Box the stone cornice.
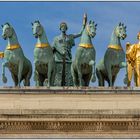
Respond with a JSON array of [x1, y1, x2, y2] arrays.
[[0, 88, 139, 138]]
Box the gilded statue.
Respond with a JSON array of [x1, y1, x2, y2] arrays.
[[126, 32, 140, 86]]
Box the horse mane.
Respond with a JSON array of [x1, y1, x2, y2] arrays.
[[4, 22, 10, 27], [118, 22, 127, 29], [34, 20, 40, 24], [88, 20, 97, 30]]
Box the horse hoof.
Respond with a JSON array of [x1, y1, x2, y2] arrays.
[[18, 85, 21, 88], [47, 83, 50, 88], [91, 76, 96, 83], [123, 77, 128, 85]]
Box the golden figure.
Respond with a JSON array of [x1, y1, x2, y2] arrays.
[[0, 52, 4, 58], [126, 32, 140, 86]]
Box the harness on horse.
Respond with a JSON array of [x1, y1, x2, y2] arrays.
[[108, 44, 123, 50], [6, 44, 20, 50], [35, 43, 50, 48]]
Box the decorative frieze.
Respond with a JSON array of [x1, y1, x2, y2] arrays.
[[0, 88, 139, 138], [0, 120, 140, 132]]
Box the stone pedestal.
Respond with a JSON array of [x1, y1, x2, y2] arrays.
[[0, 87, 140, 138]]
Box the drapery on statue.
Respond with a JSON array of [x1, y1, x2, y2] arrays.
[[71, 16, 97, 86], [32, 21, 55, 87], [96, 23, 127, 87], [1, 23, 32, 87], [126, 32, 140, 86], [52, 13, 87, 86]]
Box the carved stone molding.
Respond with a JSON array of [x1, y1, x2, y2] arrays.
[[0, 87, 139, 138], [0, 120, 139, 132]]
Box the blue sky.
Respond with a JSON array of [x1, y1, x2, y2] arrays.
[[0, 2, 139, 87]]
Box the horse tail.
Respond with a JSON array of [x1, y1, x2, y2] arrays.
[[89, 60, 95, 66]]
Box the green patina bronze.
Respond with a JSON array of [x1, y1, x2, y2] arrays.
[[71, 18, 97, 86], [52, 14, 86, 86], [96, 23, 127, 87], [32, 21, 55, 87], [1, 23, 32, 87]]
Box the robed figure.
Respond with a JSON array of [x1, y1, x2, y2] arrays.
[[52, 14, 87, 86]]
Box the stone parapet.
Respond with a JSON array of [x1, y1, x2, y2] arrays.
[[0, 87, 139, 138]]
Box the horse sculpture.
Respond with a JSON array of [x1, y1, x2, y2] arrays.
[[71, 20, 97, 86], [96, 23, 127, 87], [1, 23, 32, 86], [32, 20, 55, 87]]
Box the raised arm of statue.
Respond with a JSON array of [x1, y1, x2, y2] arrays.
[[73, 13, 87, 39]]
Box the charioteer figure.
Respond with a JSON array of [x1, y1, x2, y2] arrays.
[[52, 13, 87, 86]]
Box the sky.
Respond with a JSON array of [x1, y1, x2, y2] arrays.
[[0, 1, 139, 87]]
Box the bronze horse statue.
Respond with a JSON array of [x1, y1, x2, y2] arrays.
[[96, 23, 127, 87], [71, 20, 97, 86]]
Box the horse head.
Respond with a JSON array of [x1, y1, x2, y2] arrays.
[[86, 20, 97, 38], [31, 20, 43, 38], [115, 22, 127, 40], [1, 23, 14, 40]]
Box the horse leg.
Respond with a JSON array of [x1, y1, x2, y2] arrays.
[[23, 78, 30, 86], [100, 78, 105, 86], [18, 60, 24, 87], [47, 61, 53, 87], [71, 63, 78, 86], [34, 70, 41, 86], [96, 68, 104, 86], [39, 74, 44, 86], [77, 65, 83, 87], [112, 67, 120, 86], [89, 60, 96, 83], [2, 61, 8, 83], [11, 73, 18, 86], [106, 64, 112, 87], [84, 73, 92, 86], [34, 61, 40, 86], [112, 75, 116, 86], [24, 61, 32, 86]]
